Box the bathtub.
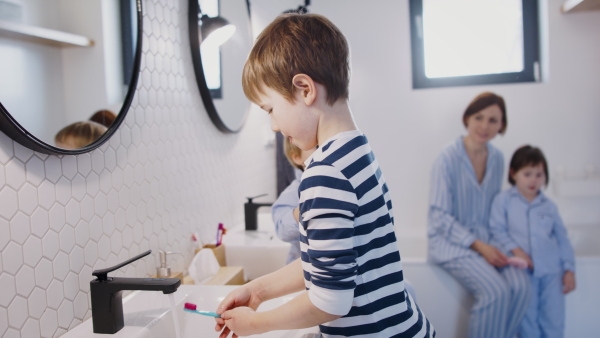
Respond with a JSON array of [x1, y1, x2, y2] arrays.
[[397, 223, 600, 338]]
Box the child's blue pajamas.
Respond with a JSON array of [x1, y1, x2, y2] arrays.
[[490, 187, 575, 338]]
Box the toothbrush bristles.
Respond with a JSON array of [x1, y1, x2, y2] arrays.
[[184, 302, 197, 311]]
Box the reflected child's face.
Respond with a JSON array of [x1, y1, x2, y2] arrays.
[[511, 163, 546, 201]]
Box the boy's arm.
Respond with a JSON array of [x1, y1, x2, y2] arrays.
[[488, 193, 520, 253], [429, 156, 476, 247], [552, 206, 576, 273]]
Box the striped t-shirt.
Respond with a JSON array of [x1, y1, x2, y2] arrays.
[[298, 130, 434, 337]]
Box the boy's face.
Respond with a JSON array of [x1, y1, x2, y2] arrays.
[[257, 86, 319, 151], [512, 163, 546, 200]]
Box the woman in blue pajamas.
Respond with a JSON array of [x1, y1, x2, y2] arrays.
[[428, 92, 531, 338]]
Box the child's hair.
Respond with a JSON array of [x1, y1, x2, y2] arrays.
[[89, 109, 117, 128], [55, 121, 107, 148], [242, 13, 350, 106], [508, 145, 549, 185], [284, 136, 304, 171], [463, 92, 508, 134]]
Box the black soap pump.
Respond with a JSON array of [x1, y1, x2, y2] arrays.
[[244, 194, 272, 230]]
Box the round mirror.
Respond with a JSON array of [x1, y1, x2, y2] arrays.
[[188, 0, 253, 133], [0, 0, 143, 155]]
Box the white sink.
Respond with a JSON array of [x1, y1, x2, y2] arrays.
[[64, 285, 319, 337], [222, 210, 291, 281]]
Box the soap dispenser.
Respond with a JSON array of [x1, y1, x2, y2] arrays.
[[156, 250, 183, 281]]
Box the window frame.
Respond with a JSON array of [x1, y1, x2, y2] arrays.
[[409, 0, 540, 89]]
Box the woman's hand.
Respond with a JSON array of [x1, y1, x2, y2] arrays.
[[471, 240, 508, 267], [563, 271, 576, 294], [215, 285, 264, 337], [511, 247, 534, 270]]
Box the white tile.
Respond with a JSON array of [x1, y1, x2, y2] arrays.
[[123, 165, 135, 187], [91, 150, 105, 174], [0, 307, 7, 337], [80, 195, 94, 222], [60, 156, 77, 180], [84, 241, 98, 267], [16, 265, 35, 297], [76, 152, 92, 176], [13, 142, 34, 162], [94, 192, 108, 217], [103, 212, 115, 236], [3, 328, 19, 338], [107, 190, 119, 213], [46, 280, 64, 310], [59, 226, 75, 254], [0, 166, 5, 187], [104, 146, 117, 171], [110, 230, 123, 254], [78, 265, 92, 292], [57, 299, 74, 329], [27, 287, 47, 319], [130, 183, 141, 205], [0, 274, 15, 307], [55, 327, 68, 337], [98, 235, 111, 260], [69, 246, 85, 272], [25, 156, 45, 187], [5, 158, 26, 190], [48, 204, 66, 233], [116, 146, 128, 170], [21, 318, 41, 338], [115, 207, 127, 232], [2, 241, 23, 275], [63, 272, 79, 301], [0, 132, 14, 164], [23, 235, 43, 267], [37, 180, 56, 210], [122, 225, 133, 248], [0, 218, 9, 250], [126, 205, 137, 225], [34, 258, 53, 289], [111, 167, 124, 190], [99, 170, 112, 194], [70, 174, 86, 202], [7, 295, 28, 329], [73, 292, 88, 320], [40, 309, 58, 338], [89, 216, 103, 242], [43, 156, 62, 184], [85, 172, 100, 198], [54, 177, 72, 206], [52, 252, 69, 281], [74, 220, 90, 247], [65, 200, 81, 227], [0, 187, 18, 219], [9, 211, 31, 244], [42, 231, 60, 260], [17, 183, 38, 215]]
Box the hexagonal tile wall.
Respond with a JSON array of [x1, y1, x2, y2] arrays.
[[0, 0, 276, 336]]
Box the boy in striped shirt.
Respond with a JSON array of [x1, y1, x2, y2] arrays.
[[215, 13, 434, 338]]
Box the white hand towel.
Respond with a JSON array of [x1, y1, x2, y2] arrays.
[[188, 249, 220, 284]]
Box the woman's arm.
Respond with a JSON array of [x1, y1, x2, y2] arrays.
[[272, 180, 302, 243], [488, 193, 520, 253]]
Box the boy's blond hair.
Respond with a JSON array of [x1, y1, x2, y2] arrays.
[[55, 121, 107, 148], [283, 136, 304, 171], [242, 13, 350, 106]]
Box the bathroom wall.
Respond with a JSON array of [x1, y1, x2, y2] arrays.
[[0, 0, 276, 336]]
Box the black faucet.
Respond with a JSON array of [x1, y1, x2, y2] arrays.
[[244, 194, 272, 230], [90, 250, 181, 334]]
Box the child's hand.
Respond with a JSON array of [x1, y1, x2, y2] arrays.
[[215, 285, 263, 336], [219, 307, 261, 338], [511, 247, 534, 270], [563, 271, 576, 294]]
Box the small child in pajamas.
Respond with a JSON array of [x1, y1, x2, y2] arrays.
[[490, 145, 576, 338]]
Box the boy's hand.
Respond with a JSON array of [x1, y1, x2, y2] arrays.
[[219, 307, 261, 338], [471, 240, 508, 267], [563, 271, 576, 294], [215, 286, 263, 336], [511, 247, 534, 270]]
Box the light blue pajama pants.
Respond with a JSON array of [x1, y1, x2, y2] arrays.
[[441, 255, 531, 338], [519, 273, 565, 338]]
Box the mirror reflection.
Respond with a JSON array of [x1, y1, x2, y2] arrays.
[[0, 0, 139, 150], [190, 0, 253, 133]]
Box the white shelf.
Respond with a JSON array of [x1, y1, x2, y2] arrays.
[[0, 19, 93, 47], [562, 0, 600, 13]]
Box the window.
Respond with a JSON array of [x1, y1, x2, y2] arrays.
[[409, 0, 540, 89]]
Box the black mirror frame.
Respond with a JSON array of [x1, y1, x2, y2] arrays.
[[188, 0, 250, 134], [0, 0, 144, 155]]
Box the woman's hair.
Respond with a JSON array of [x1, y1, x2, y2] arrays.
[[284, 136, 304, 171], [508, 145, 549, 185], [89, 109, 117, 128], [55, 121, 108, 149], [463, 92, 507, 134], [242, 13, 350, 106]]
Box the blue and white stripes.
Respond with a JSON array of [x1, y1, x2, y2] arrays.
[[427, 136, 504, 263], [299, 130, 434, 337]]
